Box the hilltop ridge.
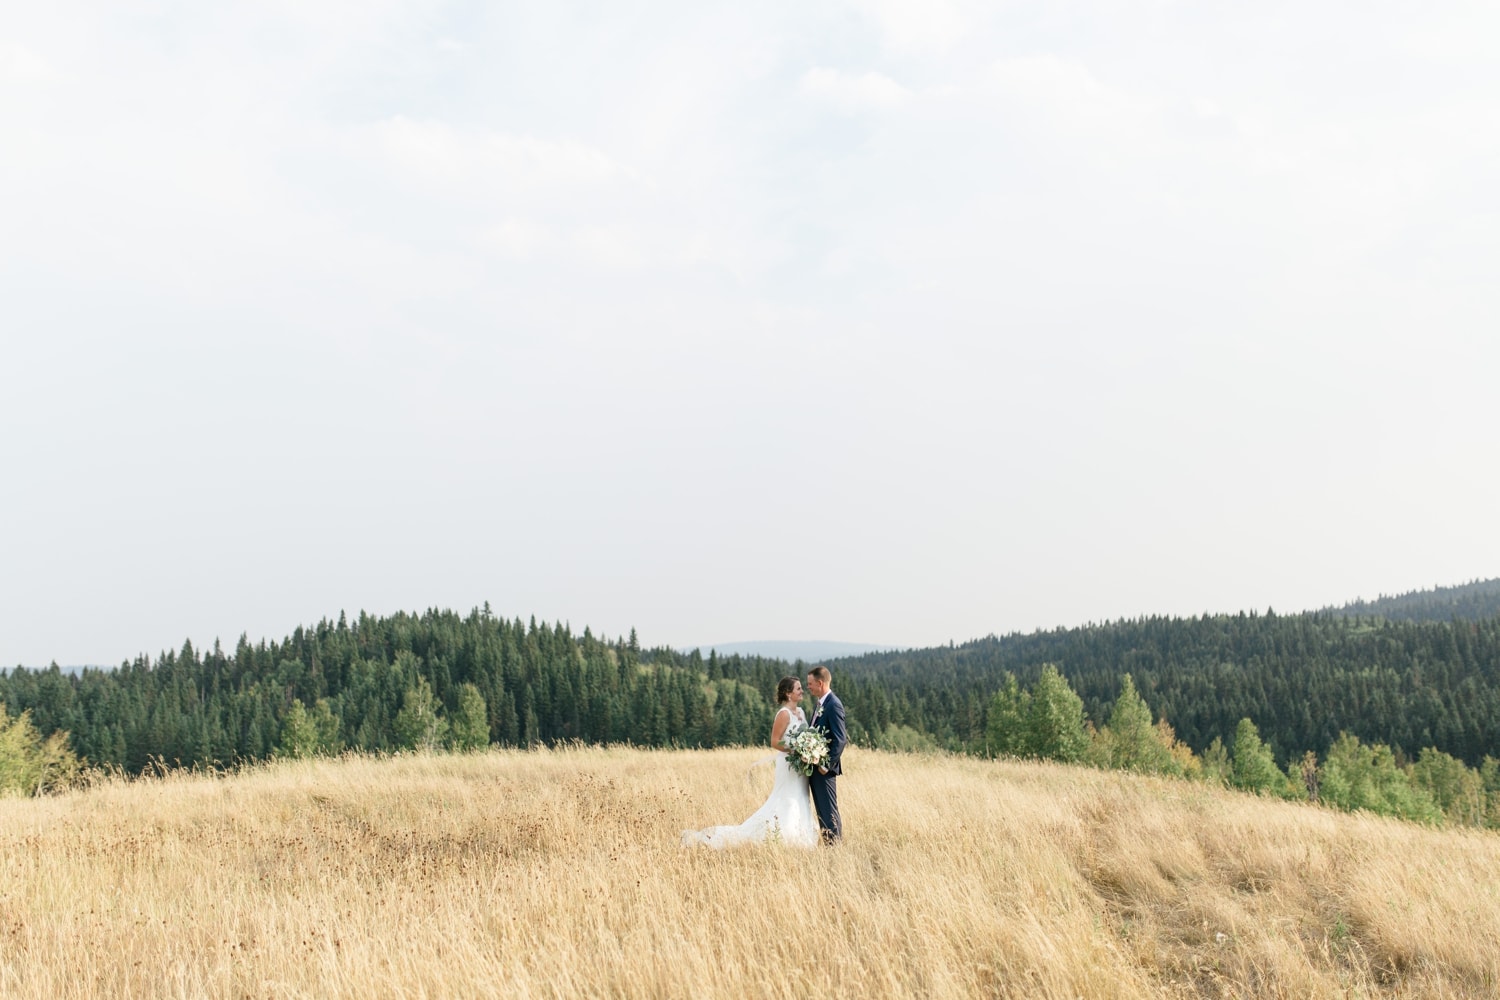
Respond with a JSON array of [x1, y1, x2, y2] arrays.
[[684, 639, 904, 661], [1321, 577, 1500, 623]]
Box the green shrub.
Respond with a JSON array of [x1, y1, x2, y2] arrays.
[[0, 703, 82, 796], [1025, 665, 1090, 763], [448, 684, 490, 751], [1229, 719, 1296, 798], [880, 723, 940, 753], [1320, 733, 1442, 823], [1093, 674, 1181, 776]]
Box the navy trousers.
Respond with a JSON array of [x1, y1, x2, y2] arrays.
[[810, 771, 841, 844]]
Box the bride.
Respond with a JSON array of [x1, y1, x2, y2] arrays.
[[681, 677, 819, 849]]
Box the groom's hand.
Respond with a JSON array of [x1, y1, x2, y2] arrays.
[[817, 766, 828, 775]]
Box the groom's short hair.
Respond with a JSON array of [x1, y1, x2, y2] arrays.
[[808, 665, 831, 684]]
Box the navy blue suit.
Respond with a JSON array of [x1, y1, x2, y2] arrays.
[[809, 691, 847, 843]]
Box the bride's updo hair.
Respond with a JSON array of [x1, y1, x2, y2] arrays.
[[775, 676, 799, 705]]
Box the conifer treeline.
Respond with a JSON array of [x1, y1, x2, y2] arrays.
[[6, 605, 1500, 785], [1321, 577, 1500, 624], [815, 611, 1500, 765], [0, 607, 787, 773]]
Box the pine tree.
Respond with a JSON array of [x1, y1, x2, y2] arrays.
[[521, 686, 539, 747], [498, 690, 519, 746]]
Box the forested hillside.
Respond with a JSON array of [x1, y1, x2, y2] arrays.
[[1321, 577, 1500, 623], [7, 602, 1500, 782], [798, 611, 1500, 765], [0, 608, 786, 773]]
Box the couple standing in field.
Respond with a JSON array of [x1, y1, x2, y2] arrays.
[[681, 665, 848, 849]]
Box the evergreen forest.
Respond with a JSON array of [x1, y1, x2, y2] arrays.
[[5, 585, 1500, 825], [1319, 577, 1500, 623], [1, 608, 793, 774], [805, 609, 1500, 765]]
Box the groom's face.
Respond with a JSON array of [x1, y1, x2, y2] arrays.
[[806, 674, 826, 699]]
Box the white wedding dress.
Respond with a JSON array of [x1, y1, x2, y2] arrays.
[[681, 707, 819, 849]]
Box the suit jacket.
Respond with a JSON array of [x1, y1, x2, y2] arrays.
[[812, 691, 848, 777]]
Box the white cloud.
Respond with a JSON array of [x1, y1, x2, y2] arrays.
[[481, 219, 556, 259], [0, 41, 59, 82], [573, 226, 646, 270], [1191, 97, 1222, 119], [363, 117, 626, 192], [799, 67, 913, 113], [479, 220, 645, 270], [847, 0, 967, 55], [983, 54, 1152, 138]]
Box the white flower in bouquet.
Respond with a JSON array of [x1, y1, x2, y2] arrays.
[[785, 727, 830, 776]]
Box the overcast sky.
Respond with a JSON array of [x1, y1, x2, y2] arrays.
[[4, 1, 1499, 666]]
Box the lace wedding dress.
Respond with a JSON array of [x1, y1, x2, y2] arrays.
[[681, 707, 819, 849]]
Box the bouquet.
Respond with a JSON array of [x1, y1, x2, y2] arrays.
[[785, 726, 831, 777]]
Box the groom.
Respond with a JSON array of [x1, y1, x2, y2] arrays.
[[805, 666, 847, 845]]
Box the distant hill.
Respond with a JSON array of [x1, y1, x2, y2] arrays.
[[1322, 577, 1500, 623], [718, 587, 1500, 766], [686, 640, 904, 662]]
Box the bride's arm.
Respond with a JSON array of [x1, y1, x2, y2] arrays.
[[770, 708, 792, 751]]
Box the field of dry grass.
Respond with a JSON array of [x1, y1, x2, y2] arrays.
[[2, 745, 1499, 999]]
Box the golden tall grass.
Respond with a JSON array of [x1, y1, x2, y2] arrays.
[[2, 745, 1498, 999]]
